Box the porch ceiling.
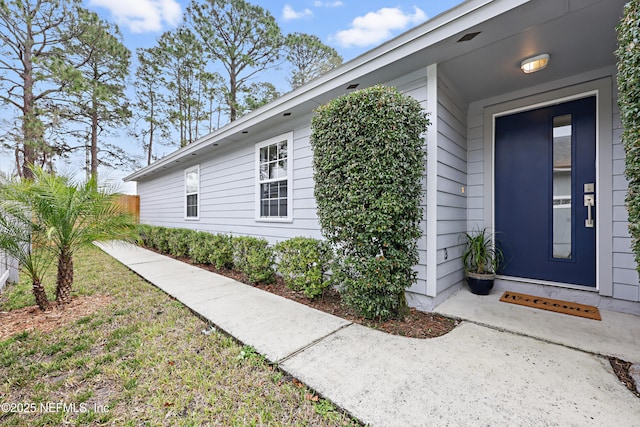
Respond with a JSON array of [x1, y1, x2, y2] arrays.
[[436, 0, 626, 103]]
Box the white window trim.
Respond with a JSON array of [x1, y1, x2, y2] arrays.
[[184, 165, 200, 220], [255, 132, 293, 222]]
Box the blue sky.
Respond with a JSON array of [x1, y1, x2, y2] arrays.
[[84, 1, 464, 65], [81, 0, 464, 124]]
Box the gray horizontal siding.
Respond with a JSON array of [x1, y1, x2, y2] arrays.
[[390, 72, 429, 296], [138, 169, 184, 224], [466, 106, 484, 232], [435, 75, 467, 294], [611, 88, 640, 301], [138, 120, 322, 243]]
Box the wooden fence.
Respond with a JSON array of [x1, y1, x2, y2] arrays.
[[116, 194, 140, 223]]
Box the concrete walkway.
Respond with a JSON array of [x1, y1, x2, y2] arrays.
[[97, 242, 640, 427]]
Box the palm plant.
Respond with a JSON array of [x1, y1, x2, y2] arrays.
[[462, 228, 503, 275], [27, 168, 137, 304], [0, 178, 55, 310]]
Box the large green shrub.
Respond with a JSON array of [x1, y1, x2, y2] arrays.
[[207, 234, 234, 269], [137, 224, 154, 247], [150, 226, 171, 254], [274, 237, 333, 299], [166, 228, 197, 258], [189, 231, 213, 264], [233, 236, 275, 284], [310, 85, 429, 320], [190, 232, 234, 268], [617, 1, 640, 273]]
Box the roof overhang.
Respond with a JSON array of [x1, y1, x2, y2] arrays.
[[126, 0, 624, 182], [438, 0, 626, 102]]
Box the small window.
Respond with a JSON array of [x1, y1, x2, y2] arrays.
[[255, 133, 292, 221], [185, 165, 199, 219]]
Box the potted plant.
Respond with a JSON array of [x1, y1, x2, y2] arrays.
[[462, 228, 503, 295]]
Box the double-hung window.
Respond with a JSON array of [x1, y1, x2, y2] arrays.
[[256, 133, 292, 221], [185, 165, 199, 219]]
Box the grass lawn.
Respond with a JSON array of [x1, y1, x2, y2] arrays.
[[0, 245, 358, 426]]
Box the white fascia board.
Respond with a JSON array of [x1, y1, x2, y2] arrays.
[[125, 0, 530, 183]]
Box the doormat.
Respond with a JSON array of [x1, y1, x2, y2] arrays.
[[499, 291, 601, 321]]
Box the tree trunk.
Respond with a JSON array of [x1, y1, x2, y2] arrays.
[[55, 249, 74, 304], [147, 100, 154, 166], [229, 78, 237, 122], [90, 92, 99, 179], [22, 77, 36, 180], [229, 60, 237, 122], [21, 19, 37, 180], [32, 278, 50, 311], [396, 292, 409, 321], [90, 111, 98, 179], [147, 129, 153, 166]]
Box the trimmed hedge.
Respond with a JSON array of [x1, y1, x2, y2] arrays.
[[136, 225, 276, 285], [190, 232, 234, 269], [617, 1, 640, 273], [232, 236, 275, 285], [167, 228, 197, 258], [137, 224, 154, 247], [310, 85, 429, 320], [151, 227, 171, 254], [274, 237, 333, 298], [189, 231, 214, 264]]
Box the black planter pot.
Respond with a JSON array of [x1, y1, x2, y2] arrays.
[[465, 272, 495, 295]]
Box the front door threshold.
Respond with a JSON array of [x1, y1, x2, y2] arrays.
[[495, 275, 598, 293]]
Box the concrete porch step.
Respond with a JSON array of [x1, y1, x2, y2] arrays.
[[435, 288, 640, 362]]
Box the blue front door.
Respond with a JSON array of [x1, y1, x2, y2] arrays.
[[495, 96, 596, 287]]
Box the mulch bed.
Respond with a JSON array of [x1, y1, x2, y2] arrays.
[[609, 357, 640, 398], [163, 251, 459, 338], [189, 260, 459, 339], [255, 281, 459, 339], [0, 295, 113, 341]]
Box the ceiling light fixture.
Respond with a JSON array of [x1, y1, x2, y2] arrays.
[[520, 54, 550, 74]]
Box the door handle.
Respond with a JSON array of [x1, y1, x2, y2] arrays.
[[584, 194, 595, 228]]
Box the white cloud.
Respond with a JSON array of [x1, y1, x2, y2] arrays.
[[282, 5, 313, 21], [88, 0, 182, 33], [332, 6, 427, 48], [313, 1, 344, 7]]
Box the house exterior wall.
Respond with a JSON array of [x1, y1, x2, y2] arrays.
[[434, 74, 468, 296], [138, 116, 324, 242], [135, 62, 640, 314], [406, 66, 470, 311], [465, 67, 639, 313], [612, 92, 640, 302], [137, 71, 435, 301]]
